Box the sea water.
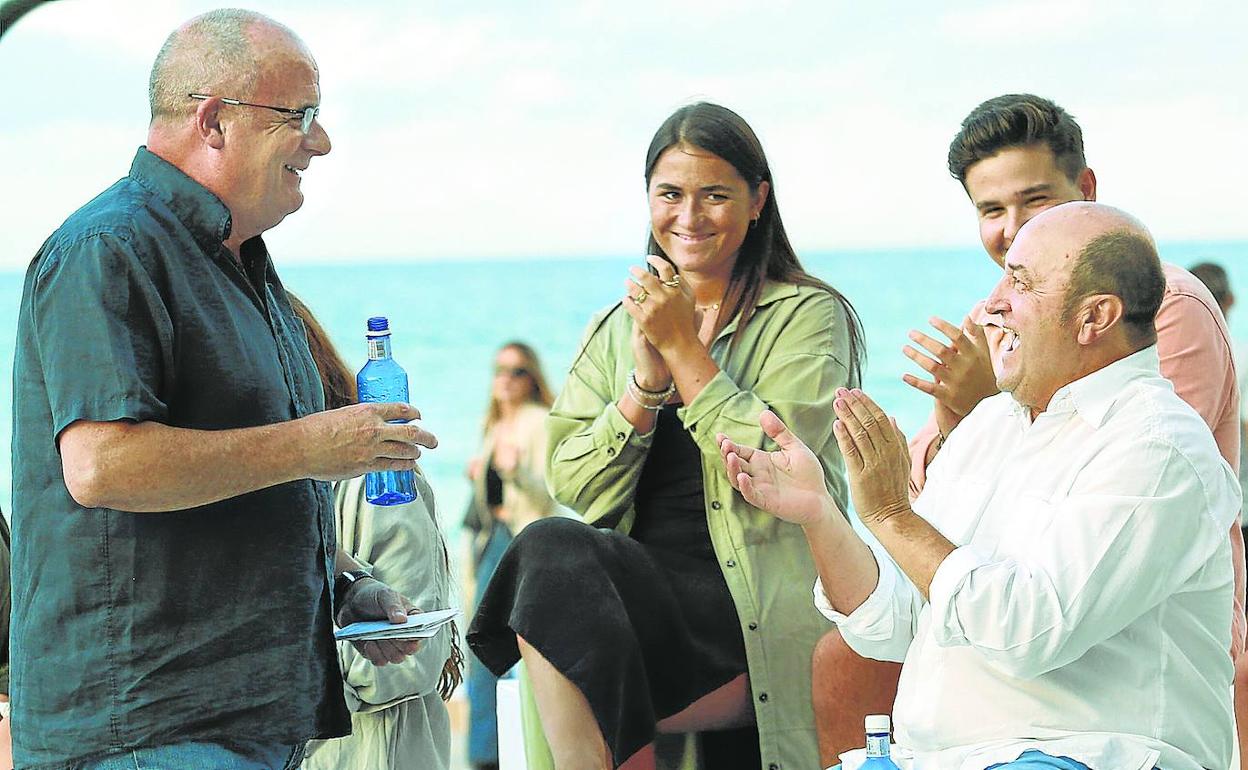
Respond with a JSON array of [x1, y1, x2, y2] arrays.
[[2, 244, 1245, 553]]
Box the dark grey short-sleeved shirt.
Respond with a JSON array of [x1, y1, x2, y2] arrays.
[[10, 148, 348, 768]]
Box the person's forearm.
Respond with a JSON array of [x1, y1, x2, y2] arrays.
[[865, 509, 957, 599], [336, 549, 365, 573], [802, 497, 881, 615], [662, 337, 720, 407], [60, 419, 313, 512], [616, 393, 658, 434]]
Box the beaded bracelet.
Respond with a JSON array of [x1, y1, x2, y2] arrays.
[[627, 368, 675, 410], [626, 380, 665, 411]]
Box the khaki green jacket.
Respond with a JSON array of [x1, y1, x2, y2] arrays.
[[547, 280, 854, 770], [303, 471, 454, 770]]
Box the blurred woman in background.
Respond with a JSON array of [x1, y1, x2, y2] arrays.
[[463, 341, 557, 770]]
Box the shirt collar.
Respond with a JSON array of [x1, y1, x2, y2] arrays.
[[717, 280, 801, 339], [1037, 345, 1162, 428], [129, 147, 233, 245], [755, 279, 801, 307]]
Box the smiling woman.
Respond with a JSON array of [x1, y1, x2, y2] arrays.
[[467, 102, 865, 770], [646, 142, 763, 289]]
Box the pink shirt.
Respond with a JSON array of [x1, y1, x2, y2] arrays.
[[909, 262, 1241, 497]]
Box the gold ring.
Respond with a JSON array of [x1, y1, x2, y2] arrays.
[[660, 276, 682, 288], [631, 289, 649, 305]]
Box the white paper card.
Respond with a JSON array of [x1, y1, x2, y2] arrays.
[[334, 608, 459, 641]]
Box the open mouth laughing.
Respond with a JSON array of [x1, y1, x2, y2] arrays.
[[1002, 326, 1021, 353]]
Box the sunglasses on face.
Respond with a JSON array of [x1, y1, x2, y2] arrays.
[[495, 366, 531, 378]]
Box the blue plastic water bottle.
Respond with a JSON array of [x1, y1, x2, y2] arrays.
[[357, 316, 417, 505], [863, 714, 902, 769]]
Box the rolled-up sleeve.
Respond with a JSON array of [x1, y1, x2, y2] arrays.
[[815, 538, 923, 663]]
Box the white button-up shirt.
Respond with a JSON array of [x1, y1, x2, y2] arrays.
[[818, 346, 1239, 770]]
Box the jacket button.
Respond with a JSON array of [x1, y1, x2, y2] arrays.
[[748, 622, 758, 631], [726, 559, 736, 568], [710, 500, 722, 510], [606, 447, 616, 456], [769, 764, 780, 770], [758, 692, 768, 703], [616, 432, 625, 441]]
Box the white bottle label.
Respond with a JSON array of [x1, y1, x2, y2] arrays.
[[866, 733, 890, 758]]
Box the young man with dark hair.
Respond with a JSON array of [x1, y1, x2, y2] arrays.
[[807, 94, 1246, 766], [904, 95, 1241, 624]]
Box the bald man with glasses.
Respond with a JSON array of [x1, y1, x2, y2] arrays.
[[10, 10, 433, 769]]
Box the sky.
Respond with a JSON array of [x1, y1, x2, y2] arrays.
[[1, 0, 1246, 268]]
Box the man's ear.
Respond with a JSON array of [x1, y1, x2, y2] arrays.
[[1078, 167, 1097, 202], [1076, 294, 1123, 345], [193, 97, 227, 150]]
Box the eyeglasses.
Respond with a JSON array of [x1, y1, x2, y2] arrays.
[[494, 366, 531, 378], [188, 93, 320, 134]]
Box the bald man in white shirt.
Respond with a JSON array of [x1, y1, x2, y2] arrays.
[[719, 202, 1239, 770]]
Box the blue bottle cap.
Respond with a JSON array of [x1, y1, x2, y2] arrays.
[[366, 316, 390, 332]]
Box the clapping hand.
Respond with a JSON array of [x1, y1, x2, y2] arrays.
[[717, 410, 839, 527], [622, 255, 699, 362], [338, 578, 423, 666], [901, 315, 998, 438], [831, 388, 912, 526]]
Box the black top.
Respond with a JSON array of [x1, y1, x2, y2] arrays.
[[10, 148, 347, 766], [465, 402, 750, 766], [485, 462, 504, 508], [629, 405, 715, 560]]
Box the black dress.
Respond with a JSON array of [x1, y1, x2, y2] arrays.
[[466, 406, 759, 767]]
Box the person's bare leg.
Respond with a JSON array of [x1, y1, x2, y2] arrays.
[[617, 744, 656, 770], [812, 629, 903, 767], [519, 634, 612, 770]]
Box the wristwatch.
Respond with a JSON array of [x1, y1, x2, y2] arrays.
[[333, 569, 373, 609]]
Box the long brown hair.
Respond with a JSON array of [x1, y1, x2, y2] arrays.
[[290, 294, 357, 410], [288, 293, 464, 700], [643, 102, 864, 384], [483, 340, 555, 434]]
